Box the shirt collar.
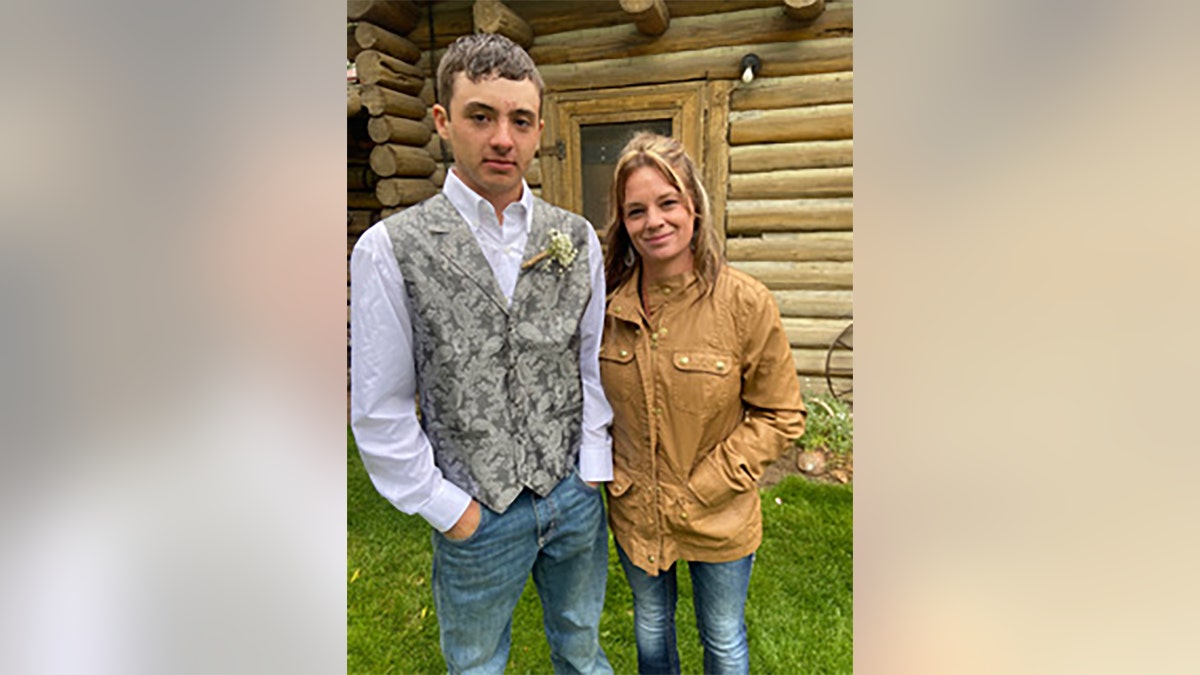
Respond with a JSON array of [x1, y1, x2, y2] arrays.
[[442, 168, 532, 234]]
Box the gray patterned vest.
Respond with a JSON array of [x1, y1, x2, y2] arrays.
[[384, 194, 592, 513]]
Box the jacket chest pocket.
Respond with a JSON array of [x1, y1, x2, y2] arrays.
[[668, 350, 739, 415], [599, 342, 639, 403]]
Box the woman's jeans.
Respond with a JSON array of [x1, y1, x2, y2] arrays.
[[431, 471, 612, 675], [616, 542, 755, 675]]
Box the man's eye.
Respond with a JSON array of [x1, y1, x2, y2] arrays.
[[514, 119, 531, 128], [471, 113, 488, 123]]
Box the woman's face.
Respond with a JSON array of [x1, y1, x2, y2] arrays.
[[621, 166, 695, 278]]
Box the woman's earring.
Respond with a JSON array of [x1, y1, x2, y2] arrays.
[[624, 247, 636, 267]]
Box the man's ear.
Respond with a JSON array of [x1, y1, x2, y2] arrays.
[[432, 104, 450, 139]]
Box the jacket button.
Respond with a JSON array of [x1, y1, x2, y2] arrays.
[[653, 408, 663, 416], [715, 361, 726, 370], [679, 356, 689, 365], [680, 512, 688, 520], [648, 555, 656, 563], [659, 327, 668, 335], [620, 349, 629, 357]]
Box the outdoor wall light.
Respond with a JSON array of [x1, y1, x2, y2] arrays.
[[740, 53, 762, 84]]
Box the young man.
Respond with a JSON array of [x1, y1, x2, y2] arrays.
[[349, 34, 614, 674]]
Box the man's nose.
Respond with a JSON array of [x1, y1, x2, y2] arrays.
[[491, 121, 514, 150]]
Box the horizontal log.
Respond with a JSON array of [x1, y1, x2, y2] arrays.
[[729, 260, 852, 290], [474, 0, 534, 49], [620, 0, 670, 37], [727, 198, 852, 233], [346, 0, 420, 36], [380, 206, 404, 219], [731, 71, 853, 111], [729, 167, 853, 199], [376, 178, 439, 207], [730, 103, 853, 144], [781, 317, 852, 349], [530, 3, 850, 66], [539, 37, 852, 92], [347, 84, 362, 117], [420, 74, 435, 105], [348, 190, 384, 210], [730, 139, 852, 173], [411, 0, 790, 49], [725, 232, 852, 262], [431, 166, 446, 188], [354, 21, 421, 63], [370, 143, 437, 177], [785, 0, 826, 22], [425, 134, 448, 162], [347, 209, 378, 237], [348, 24, 363, 62], [359, 84, 427, 120], [793, 346, 851, 377], [348, 164, 381, 191], [367, 115, 433, 146], [797, 373, 852, 399], [772, 290, 853, 318], [354, 50, 425, 95]]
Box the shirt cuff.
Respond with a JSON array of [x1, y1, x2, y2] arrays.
[[417, 478, 474, 532], [577, 441, 613, 482]]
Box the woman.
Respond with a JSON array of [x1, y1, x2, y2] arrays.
[[599, 132, 807, 675]]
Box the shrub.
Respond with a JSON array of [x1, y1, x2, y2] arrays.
[[797, 393, 853, 458]]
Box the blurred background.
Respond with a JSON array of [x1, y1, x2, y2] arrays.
[[1, 0, 1199, 673]]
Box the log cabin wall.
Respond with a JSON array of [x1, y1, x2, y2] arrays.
[[347, 0, 853, 397]]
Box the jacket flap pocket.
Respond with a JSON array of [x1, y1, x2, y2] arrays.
[[607, 464, 633, 497], [671, 351, 734, 376], [599, 345, 635, 364]]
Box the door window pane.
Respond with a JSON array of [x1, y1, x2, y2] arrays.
[[580, 120, 672, 232]]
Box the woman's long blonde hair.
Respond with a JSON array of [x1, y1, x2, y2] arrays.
[[602, 132, 724, 295]]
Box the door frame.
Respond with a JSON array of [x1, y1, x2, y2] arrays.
[[540, 82, 707, 236]]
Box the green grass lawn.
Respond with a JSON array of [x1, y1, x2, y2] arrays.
[[348, 434, 852, 674]]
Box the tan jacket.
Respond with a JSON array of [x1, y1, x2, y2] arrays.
[[600, 266, 807, 575]]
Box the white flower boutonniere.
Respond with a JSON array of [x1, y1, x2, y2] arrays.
[[520, 228, 578, 274]]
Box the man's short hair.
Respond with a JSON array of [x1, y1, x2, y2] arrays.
[[436, 33, 545, 115]]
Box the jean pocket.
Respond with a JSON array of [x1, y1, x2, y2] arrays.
[[442, 503, 490, 545], [573, 469, 602, 494]]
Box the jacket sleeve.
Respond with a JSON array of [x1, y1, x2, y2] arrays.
[[686, 283, 808, 507]]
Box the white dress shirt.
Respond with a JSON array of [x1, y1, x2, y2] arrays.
[[350, 170, 614, 532]]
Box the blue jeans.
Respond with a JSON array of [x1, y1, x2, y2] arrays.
[[431, 471, 612, 675], [616, 542, 755, 675]]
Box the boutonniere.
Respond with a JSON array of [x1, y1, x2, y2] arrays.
[[520, 228, 578, 274]]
